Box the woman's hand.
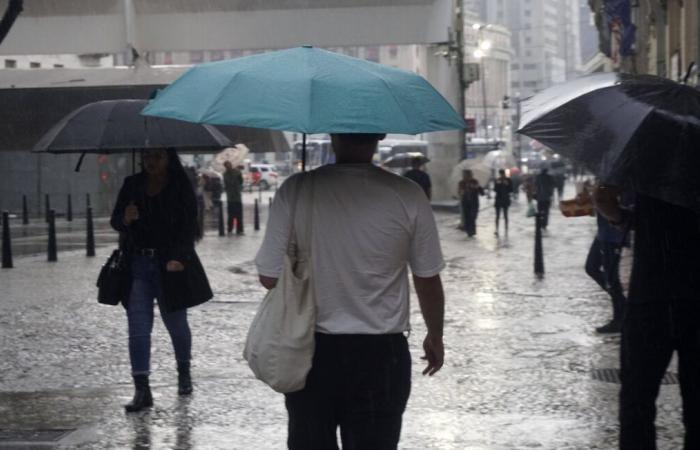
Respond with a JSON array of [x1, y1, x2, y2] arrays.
[[166, 260, 185, 272], [123, 202, 139, 226]]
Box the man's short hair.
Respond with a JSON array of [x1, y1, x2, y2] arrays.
[[332, 133, 386, 146], [412, 157, 423, 167], [499, 169, 506, 176]]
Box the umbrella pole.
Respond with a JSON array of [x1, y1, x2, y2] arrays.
[[74, 152, 87, 172], [302, 133, 307, 172], [132, 149, 136, 174]]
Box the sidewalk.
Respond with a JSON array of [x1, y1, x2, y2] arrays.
[[0, 188, 685, 449]]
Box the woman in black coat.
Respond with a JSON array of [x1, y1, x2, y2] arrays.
[[111, 148, 213, 412]]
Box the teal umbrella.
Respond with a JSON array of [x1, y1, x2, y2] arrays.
[[142, 46, 464, 136]]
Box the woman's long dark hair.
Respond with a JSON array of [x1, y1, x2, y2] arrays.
[[163, 147, 201, 242]]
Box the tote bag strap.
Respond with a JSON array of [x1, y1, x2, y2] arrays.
[[286, 172, 314, 259]]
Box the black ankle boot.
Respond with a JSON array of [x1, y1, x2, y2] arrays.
[[125, 374, 153, 412], [177, 361, 193, 396]]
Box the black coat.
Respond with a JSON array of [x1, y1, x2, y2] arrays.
[[110, 173, 213, 313]]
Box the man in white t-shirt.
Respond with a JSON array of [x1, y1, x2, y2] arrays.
[[256, 133, 445, 450]]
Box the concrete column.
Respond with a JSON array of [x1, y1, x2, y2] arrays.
[[425, 46, 464, 201]]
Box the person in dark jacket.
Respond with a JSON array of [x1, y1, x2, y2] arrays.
[[535, 168, 556, 230], [493, 169, 513, 236], [458, 170, 484, 237], [404, 157, 432, 199], [223, 161, 245, 235], [111, 148, 213, 413], [595, 185, 700, 450], [585, 212, 628, 333]]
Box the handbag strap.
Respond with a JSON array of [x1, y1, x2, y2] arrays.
[[286, 172, 314, 259]]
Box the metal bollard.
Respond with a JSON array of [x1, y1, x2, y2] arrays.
[[86, 193, 91, 209], [269, 197, 272, 210], [534, 212, 545, 277], [66, 194, 73, 222], [22, 195, 29, 225], [2, 211, 13, 268], [218, 202, 225, 237], [86, 207, 95, 257], [45, 194, 50, 223], [254, 199, 260, 231], [48, 209, 57, 262]]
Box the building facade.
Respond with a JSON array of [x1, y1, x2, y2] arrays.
[[463, 9, 514, 141]]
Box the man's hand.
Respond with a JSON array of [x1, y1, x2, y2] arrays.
[[422, 333, 444, 376], [166, 260, 185, 272], [593, 184, 623, 223], [259, 275, 278, 290], [123, 201, 139, 226], [413, 274, 445, 376]]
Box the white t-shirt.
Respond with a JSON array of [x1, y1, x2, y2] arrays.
[[255, 164, 444, 334]]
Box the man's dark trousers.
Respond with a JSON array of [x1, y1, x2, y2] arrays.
[[227, 201, 244, 234], [619, 302, 700, 449], [285, 333, 411, 450], [585, 238, 625, 321]]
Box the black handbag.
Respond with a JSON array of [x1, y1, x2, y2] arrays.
[[96, 248, 131, 305]]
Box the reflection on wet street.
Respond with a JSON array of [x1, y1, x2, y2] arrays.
[[0, 190, 685, 449]]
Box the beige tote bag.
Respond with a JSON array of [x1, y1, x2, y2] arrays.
[[243, 174, 316, 393]]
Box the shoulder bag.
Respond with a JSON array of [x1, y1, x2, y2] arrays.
[[243, 174, 316, 393]]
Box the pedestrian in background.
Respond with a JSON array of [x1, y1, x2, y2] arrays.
[[595, 184, 700, 449], [493, 169, 513, 236], [111, 148, 213, 412], [534, 168, 556, 230], [404, 156, 432, 199], [256, 133, 445, 449], [458, 170, 484, 238], [585, 211, 627, 333], [223, 161, 245, 235]]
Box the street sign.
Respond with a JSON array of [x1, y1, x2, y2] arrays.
[[464, 118, 477, 133], [463, 63, 480, 84]]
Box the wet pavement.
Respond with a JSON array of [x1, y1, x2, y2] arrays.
[[0, 185, 686, 449]]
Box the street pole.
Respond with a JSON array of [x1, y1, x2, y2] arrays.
[[455, 0, 467, 159], [2, 211, 13, 268], [515, 94, 523, 169], [480, 56, 489, 141]]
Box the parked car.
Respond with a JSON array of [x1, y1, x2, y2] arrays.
[[246, 163, 279, 190]]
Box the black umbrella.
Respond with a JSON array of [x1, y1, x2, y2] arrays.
[[33, 99, 233, 171], [518, 73, 700, 212], [382, 152, 430, 168]]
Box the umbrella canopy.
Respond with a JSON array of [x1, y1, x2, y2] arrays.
[[483, 150, 516, 171], [33, 99, 232, 154], [210, 145, 250, 173], [450, 158, 491, 189], [518, 73, 700, 211], [142, 46, 465, 135], [382, 152, 430, 168]]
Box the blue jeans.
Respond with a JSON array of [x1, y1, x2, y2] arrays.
[[127, 255, 192, 375]]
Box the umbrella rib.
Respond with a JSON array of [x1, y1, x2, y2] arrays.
[[202, 71, 243, 125], [330, 56, 416, 133]]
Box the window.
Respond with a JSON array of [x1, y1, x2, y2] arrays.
[[190, 51, 204, 64], [30, 62, 41, 68], [524, 63, 538, 70], [524, 10, 531, 17], [365, 46, 380, 63], [389, 45, 398, 59], [511, 63, 520, 70], [53, 64, 64, 68], [524, 81, 538, 87], [525, 37, 532, 44], [4, 59, 16, 68]]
